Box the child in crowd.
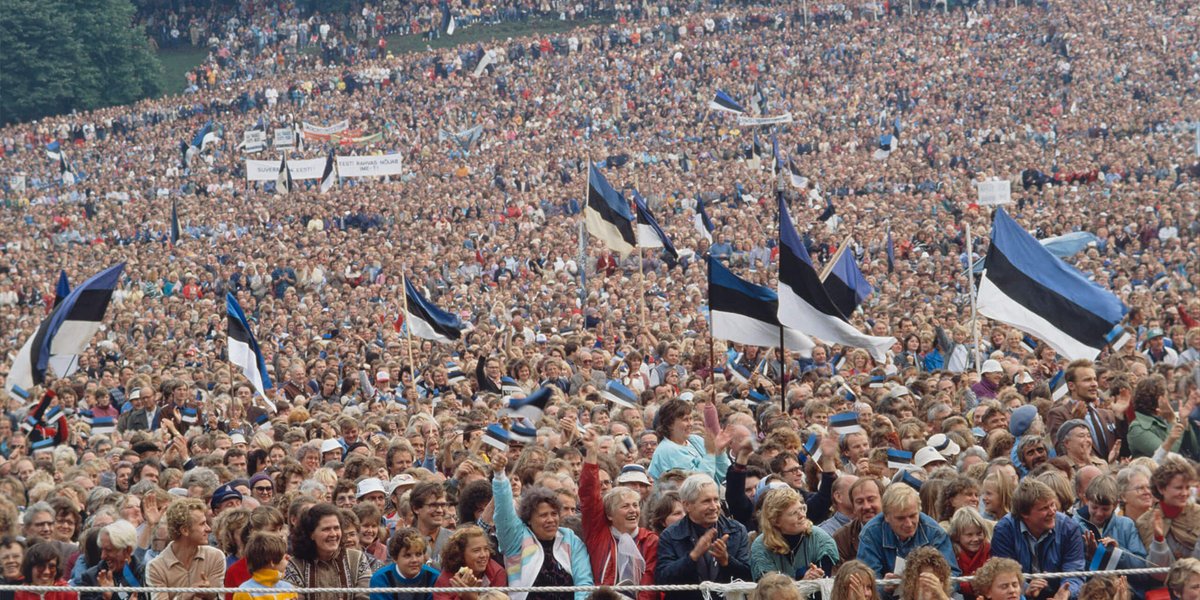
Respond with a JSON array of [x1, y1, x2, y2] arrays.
[[233, 532, 297, 600], [369, 528, 440, 600]]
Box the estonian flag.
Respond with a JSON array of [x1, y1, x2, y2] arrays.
[[192, 121, 217, 152], [602, 380, 639, 408], [770, 132, 782, 177], [404, 278, 465, 343], [694, 195, 714, 243], [482, 424, 511, 452], [226, 293, 274, 402], [708, 257, 814, 356], [53, 271, 70, 309], [500, 376, 525, 396], [822, 245, 873, 316], [585, 163, 637, 257], [276, 154, 293, 195], [830, 412, 862, 434], [752, 83, 768, 116], [319, 151, 338, 194], [887, 449, 914, 470], [59, 151, 75, 185], [6, 264, 124, 394], [747, 132, 765, 172], [776, 192, 895, 362], [816, 196, 836, 222], [977, 208, 1130, 360], [1088, 544, 1123, 572], [1048, 369, 1069, 401], [506, 387, 552, 424], [886, 226, 896, 274], [708, 90, 746, 115], [787, 157, 808, 189], [633, 190, 678, 260], [873, 133, 896, 161], [45, 141, 62, 160], [510, 422, 538, 445], [170, 199, 181, 247], [798, 435, 822, 465]]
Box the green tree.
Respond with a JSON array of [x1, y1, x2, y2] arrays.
[[0, 0, 163, 125]]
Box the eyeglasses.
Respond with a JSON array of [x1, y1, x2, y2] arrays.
[[424, 502, 449, 509], [253, 486, 274, 493], [780, 466, 803, 475]]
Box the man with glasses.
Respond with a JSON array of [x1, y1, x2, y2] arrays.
[[248, 473, 274, 504], [23, 501, 55, 540], [409, 481, 452, 565]]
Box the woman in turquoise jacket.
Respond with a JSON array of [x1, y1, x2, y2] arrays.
[[749, 487, 839, 580], [489, 452, 592, 600], [647, 398, 730, 482]]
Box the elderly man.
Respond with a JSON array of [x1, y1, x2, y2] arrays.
[[992, 479, 1085, 600], [656, 473, 750, 600], [146, 498, 225, 600], [857, 483, 959, 579], [80, 520, 146, 600], [22, 501, 55, 541]]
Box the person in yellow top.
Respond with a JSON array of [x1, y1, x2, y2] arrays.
[[233, 533, 298, 600]]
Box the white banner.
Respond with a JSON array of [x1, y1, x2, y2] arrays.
[[302, 120, 350, 135], [736, 113, 794, 127], [273, 128, 296, 149], [337, 154, 403, 177], [9, 174, 25, 193], [245, 158, 326, 181], [975, 179, 1012, 206], [242, 130, 267, 153]]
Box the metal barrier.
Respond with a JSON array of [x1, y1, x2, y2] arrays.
[[0, 567, 1173, 600]]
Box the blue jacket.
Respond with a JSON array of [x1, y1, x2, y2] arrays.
[[856, 512, 960, 578], [1071, 506, 1148, 568], [655, 515, 751, 600], [992, 512, 1084, 600], [492, 472, 593, 600]]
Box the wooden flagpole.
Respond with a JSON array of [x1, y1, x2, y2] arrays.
[[966, 223, 982, 375], [401, 274, 417, 384], [819, 236, 854, 282]]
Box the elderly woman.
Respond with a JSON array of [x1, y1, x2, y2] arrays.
[[1168, 557, 1200, 600], [1136, 459, 1200, 560], [284, 503, 372, 600], [15, 542, 75, 600], [580, 434, 657, 598], [433, 526, 506, 600], [489, 452, 592, 600], [647, 399, 729, 481], [898, 546, 954, 600], [749, 487, 837, 580], [1116, 465, 1154, 521], [971, 557, 1024, 600]]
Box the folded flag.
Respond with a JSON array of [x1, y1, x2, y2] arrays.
[[776, 192, 896, 362], [500, 376, 525, 396], [482, 424, 511, 452], [7, 264, 124, 395], [602, 380, 639, 408], [694, 195, 714, 243], [633, 190, 678, 260], [404, 278, 466, 344], [708, 90, 746, 115], [506, 386, 552, 424], [887, 449, 914, 470], [170, 199, 181, 247], [830, 412, 862, 435], [276, 154, 293, 195], [822, 243, 873, 317], [977, 208, 1130, 360], [45, 141, 62, 160], [53, 271, 70, 309], [226, 292, 274, 403], [585, 163, 637, 257], [319, 151, 338, 194], [1089, 544, 1123, 572], [798, 435, 822, 465], [708, 256, 814, 356]]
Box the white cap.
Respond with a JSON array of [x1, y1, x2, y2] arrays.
[[981, 359, 1004, 374], [927, 433, 961, 459], [914, 446, 948, 468], [230, 433, 248, 446], [387, 474, 418, 495], [1015, 372, 1034, 385], [320, 439, 343, 455], [356, 477, 387, 498], [886, 385, 912, 400]]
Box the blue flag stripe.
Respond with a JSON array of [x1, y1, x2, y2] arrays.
[[405, 279, 464, 340]]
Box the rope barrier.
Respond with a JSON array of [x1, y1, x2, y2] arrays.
[[0, 567, 1171, 595]]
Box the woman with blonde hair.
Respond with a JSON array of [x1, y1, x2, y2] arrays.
[[749, 487, 838, 580], [829, 560, 879, 600], [751, 572, 801, 600], [981, 471, 1014, 521], [898, 546, 953, 600], [971, 557, 1023, 600]]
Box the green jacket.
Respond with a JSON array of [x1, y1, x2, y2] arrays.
[[1127, 411, 1200, 459], [749, 526, 839, 580]]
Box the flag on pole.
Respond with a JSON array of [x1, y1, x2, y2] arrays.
[[276, 154, 293, 195], [53, 271, 70, 309], [633, 190, 678, 260], [1088, 544, 1123, 571], [505, 387, 552, 423], [319, 151, 338, 194], [58, 151, 74, 185], [977, 208, 1130, 360], [708, 256, 814, 356], [602, 380, 639, 408], [447, 15, 456, 34], [482, 424, 512, 452], [816, 196, 836, 222], [45, 141, 62, 160], [776, 193, 895, 362], [7, 264, 125, 394], [226, 292, 273, 402], [787, 157, 808, 189], [584, 163, 637, 258], [822, 244, 873, 316], [886, 226, 896, 274], [404, 278, 466, 343], [708, 90, 746, 115], [770, 132, 782, 177], [752, 83, 768, 116], [170, 199, 181, 247], [694, 196, 714, 243]]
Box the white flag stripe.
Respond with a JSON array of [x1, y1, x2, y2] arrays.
[[711, 309, 814, 357], [228, 337, 270, 400], [977, 276, 1100, 360]]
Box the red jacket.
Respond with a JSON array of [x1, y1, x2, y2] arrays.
[[581, 462, 658, 600]]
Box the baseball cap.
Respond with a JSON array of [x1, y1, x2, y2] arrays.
[[356, 477, 387, 498], [387, 474, 418, 495], [1146, 328, 1165, 340], [914, 446, 948, 468]]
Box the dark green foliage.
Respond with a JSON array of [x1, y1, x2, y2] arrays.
[[0, 0, 164, 125]]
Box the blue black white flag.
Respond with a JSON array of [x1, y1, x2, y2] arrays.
[[276, 154, 293, 195], [319, 151, 338, 194], [602, 380, 639, 409], [53, 271, 70, 309], [506, 387, 552, 424], [45, 141, 62, 160], [633, 190, 678, 260], [708, 90, 746, 115], [822, 244, 873, 316], [585, 163, 637, 257], [977, 208, 1130, 360], [694, 196, 714, 243], [170, 199, 181, 247], [226, 292, 274, 402], [404, 278, 466, 343], [708, 257, 814, 356], [7, 264, 125, 395]]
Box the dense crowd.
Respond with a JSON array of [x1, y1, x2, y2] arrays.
[[1, 0, 1200, 598]]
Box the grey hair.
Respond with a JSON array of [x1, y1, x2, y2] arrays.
[[602, 486, 641, 519], [927, 403, 952, 422], [956, 447, 988, 470], [298, 480, 328, 498], [678, 473, 718, 504], [129, 480, 159, 496], [102, 520, 139, 550], [180, 467, 219, 494], [22, 501, 53, 526]]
